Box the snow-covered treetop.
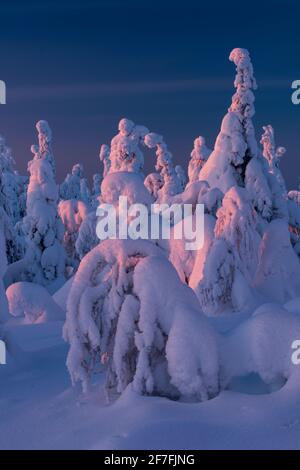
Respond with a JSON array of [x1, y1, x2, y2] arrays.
[[99, 144, 111, 178], [229, 48, 258, 160], [109, 118, 149, 173], [229, 48, 257, 114], [35, 120, 55, 175]]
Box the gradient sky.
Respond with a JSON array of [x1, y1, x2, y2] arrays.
[[0, 0, 300, 188]]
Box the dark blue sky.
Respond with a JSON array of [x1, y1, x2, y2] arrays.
[[0, 0, 300, 188]]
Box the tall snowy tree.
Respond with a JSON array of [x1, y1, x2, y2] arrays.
[[22, 122, 66, 290], [200, 48, 274, 221]]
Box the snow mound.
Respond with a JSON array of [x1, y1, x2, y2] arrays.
[[6, 282, 65, 323]]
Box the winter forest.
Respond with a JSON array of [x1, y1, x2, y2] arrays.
[[2, 47, 300, 449]]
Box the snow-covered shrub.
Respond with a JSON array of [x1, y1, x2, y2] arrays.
[[99, 144, 111, 178], [254, 219, 300, 303], [144, 172, 163, 200], [109, 118, 149, 174], [22, 155, 66, 289], [6, 282, 64, 323], [58, 199, 90, 271], [144, 132, 181, 202], [64, 239, 220, 401], [188, 136, 211, 184]]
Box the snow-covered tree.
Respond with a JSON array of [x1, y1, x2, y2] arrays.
[[188, 136, 211, 184], [22, 123, 66, 290], [75, 211, 99, 260], [175, 165, 187, 192], [200, 48, 273, 221], [34, 120, 56, 175], [144, 172, 163, 200], [192, 187, 259, 315], [255, 219, 300, 303], [99, 144, 111, 178], [0, 136, 24, 263], [60, 163, 90, 203], [58, 199, 90, 273], [0, 208, 10, 323], [109, 118, 149, 174], [260, 125, 286, 194], [64, 239, 220, 401], [144, 132, 181, 202]]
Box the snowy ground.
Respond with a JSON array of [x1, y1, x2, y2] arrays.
[[1, 320, 300, 450]]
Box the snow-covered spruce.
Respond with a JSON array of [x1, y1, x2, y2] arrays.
[[144, 132, 182, 202], [75, 211, 99, 260], [22, 145, 66, 290], [99, 144, 111, 178], [175, 165, 187, 192], [60, 163, 91, 203], [260, 125, 286, 195], [34, 120, 56, 175], [188, 136, 211, 184], [64, 239, 220, 401], [0, 135, 24, 263], [109, 119, 149, 174], [199, 48, 274, 221], [254, 219, 300, 303], [58, 199, 90, 272], [0, 208, 9, 323], [191, 186, 259, 315], [91, 173, 102, 208]]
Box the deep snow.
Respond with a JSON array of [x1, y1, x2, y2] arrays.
[[1, 310, 300, 450]]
